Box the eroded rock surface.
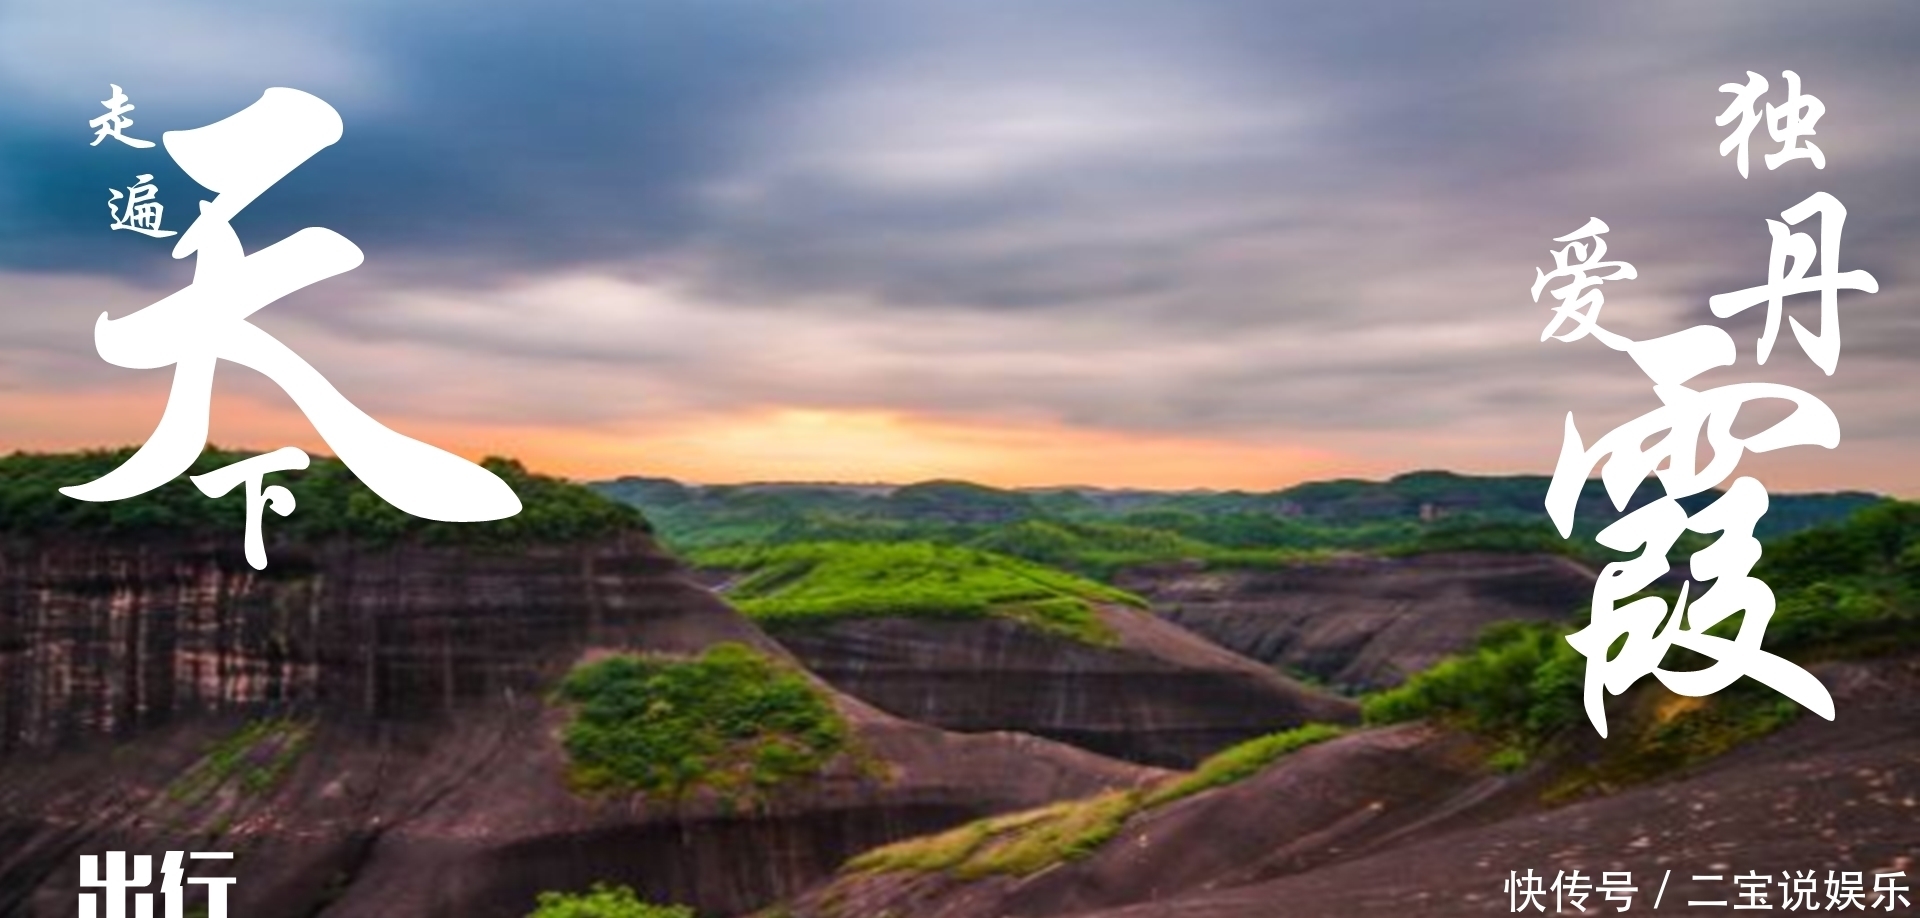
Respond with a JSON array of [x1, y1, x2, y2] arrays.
[[1070, 656, 1920, 918], [790, 656, 1920, 918], [768, 603, 1357, 768], [792, 723, 1536, 918], [0, 536, 1156, 918], [1117, 552, 1596, 692]]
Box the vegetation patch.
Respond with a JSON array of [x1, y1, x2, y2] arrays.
[[1363, 499, 1920, 782], [693, 541, 1140, 644], [1144, 722, 1347, 807], [1755, 500, 1920, 657], [1485, 746, 1531, 774], [849, 723, 1344, 878], [555, 643, 851, 802], [0, 448, 647, 548], [1529, 682, 1806, 802], [1359, 617, 1813, 783], [848, 791, 1139, 879], [958, 790, 1139, 878], [527, 884, 694, 918], [598, 470, 1879, 574], [166, 717, 313, 807], [1360, 621, 1585, 754]]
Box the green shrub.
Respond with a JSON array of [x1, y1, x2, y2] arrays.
[[1485, 746, 1530, 773], [1756, 499, 1920, 585], [968, 519, 1216, 577], [527, 884, 693, 918], [693, 541, 1138, 644], [954, 790, 1140, 878], [1360, 619, 1821, 783], [1637, 687, 1803, 769], [167, 718, 313, 805], [1384, 518, 1557, 555], [844, 815, 1002, 874], [1144, 723, 1346, 807], [555, 643, 850, 801], [851, 721, 1346, 877], [849, 790, 1141, 879], [1362, 501, 1920, 777], [0, 448, 647, 548], [1756, 500, 1920, 657], [1361, 622, 1584, 750], [597, 470, 1876, 569]]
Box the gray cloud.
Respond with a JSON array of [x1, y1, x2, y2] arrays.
[[2, 0, 1917, 485]]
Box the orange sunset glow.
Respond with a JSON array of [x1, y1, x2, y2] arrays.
[[3, 382, 1914, 495]]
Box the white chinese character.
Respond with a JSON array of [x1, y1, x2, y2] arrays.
[[1871, 872, 1910, 912], [1709, 192, 1878, 375], [1560, 478, 1836, 737], [1778, 870, 1820, 910], [1534, 221, 1838, 737], [1531, 217, 1637, 351], [1554, 869, 1593, 913], [79, 851, 234, 918], [1827, 870, 1868, 910], [1507, 868, 1549, 912], [107, 173, 178, 239], [1597, 871, 1638, 912], [189, 448, 307, 570], [1690, 872, 1731, 908], [1717, 71, 1826, 178], [1732, 870, 1772, 909], [62, 88, 520, 568], [89, 84, 155, 149], [186, 852, 236, 918], [79, 852, 149, 918]]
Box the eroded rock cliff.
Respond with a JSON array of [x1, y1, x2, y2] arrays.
[[0, 534, 1155, 918], [790, 655, 1920, 918], [1117, 552, 1596, 692], [769, 603, 1357, 767]]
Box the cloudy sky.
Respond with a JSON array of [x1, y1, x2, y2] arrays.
[[2, 1, 1916, 491]]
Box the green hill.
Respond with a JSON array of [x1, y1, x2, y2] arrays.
[[592, 470, 1882, 574], [0, 447, 647, 547], [693, 540, 1144, 644]]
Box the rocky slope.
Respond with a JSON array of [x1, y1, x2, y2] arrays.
[[1116, 552, 1595, 692], [789, 723, 1533, 918], [787, 655, 1920, 918], [1070, 655, 1920, 918], [0, 534, 1156, 918], [769, 603, 1357, 768]]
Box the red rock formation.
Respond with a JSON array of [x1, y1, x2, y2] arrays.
[[788, 724, 1538, 918], [1117, 552, 1596, 692], [0, 534, 1156, 917], [787, 656, 1920, 918], [769, 603, 1357, 767], [1069, 656, 1920, 918]]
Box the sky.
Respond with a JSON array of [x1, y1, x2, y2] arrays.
[[1, 1, 1917, 492]]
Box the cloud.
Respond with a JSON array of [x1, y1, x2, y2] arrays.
[[1, 0, 1917, 491]]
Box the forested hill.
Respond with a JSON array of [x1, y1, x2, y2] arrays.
[[591, 470, 1882, 569]]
